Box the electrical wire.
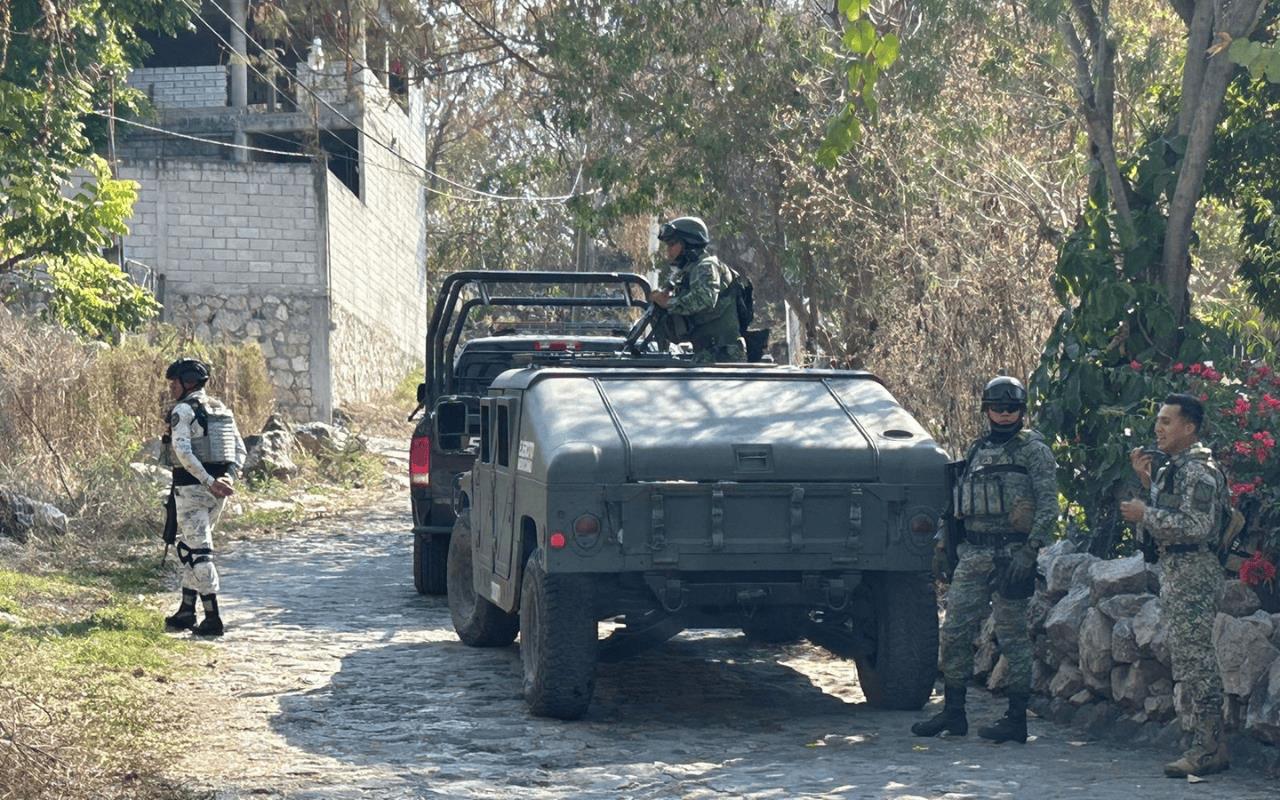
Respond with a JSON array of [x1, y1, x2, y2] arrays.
[[187, 0, 590, 204], [90, 111, 315, 158]]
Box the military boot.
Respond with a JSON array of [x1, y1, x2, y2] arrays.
[[978, 692, 1028, 743], [911, 684, 968, 737], [164, 590, 197, 632], [193, 593, 224, 637], [1165, 721, 1229, 778]]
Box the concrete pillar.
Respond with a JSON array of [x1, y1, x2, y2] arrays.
[[228, 0, 249, 109]]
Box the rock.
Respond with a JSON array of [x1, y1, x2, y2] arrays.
[[1150, 677, 1174, 697], [128, 462, 170, 486], [0, 611, 23, 628], [1097, 593, 1155, 621], [1045, 586, 1092, 658], [1037, 539, 1076, 586], [262, 413, 292, 434], [293, 421, 350, 456], [1027, 590, 1055, 634], [1047, 553, 1096, 598], [1075, 702, 1122, 737], [1213, 611, 1280, 697], [1246, 657, 1280, 745], [0, 488, 67, 543], [1112, 618, 1140, 664], [1144, 693, 1176, 722], [1079, 608, 1114, 677], [1049, 662, 1086, 698], [1088, 555, 1150, 603], [1112, 659, 1166, 709], [1273, 614, 1280, 651], [1221, 580, 1262, 617], [1032, 659, 1054, 694], [1082, 662, 1112, 698], [1132, 597, 1170, 666], [1047, 697, 1076, 724], [243, 430, 299, 480], [1069, 689, 1094, 706]]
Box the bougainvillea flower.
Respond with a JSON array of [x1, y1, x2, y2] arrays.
[[1190, 363, 1204, 375], [1173, 362, 1186, 373], [1239, 551, 1277, 588], [1130, 360, 1142, 371]]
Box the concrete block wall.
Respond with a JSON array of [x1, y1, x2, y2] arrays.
[[325, 81, 428, 405], [127, 66, 227, 109]]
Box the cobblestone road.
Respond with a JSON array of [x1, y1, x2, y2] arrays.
[[184, 499, 1277, 799]]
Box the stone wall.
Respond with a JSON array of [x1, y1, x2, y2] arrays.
[[166, 292, 325, 420], [967, 542, 1280, 769], [127, 66, 227, 109]]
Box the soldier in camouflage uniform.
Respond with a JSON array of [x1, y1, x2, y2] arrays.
[[912, 376, 1058, 743], [650, 216, 747, 364], [1121, 393, 1230, 778], [162, 358, 246, 638]]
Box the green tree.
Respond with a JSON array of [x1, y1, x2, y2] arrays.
[[0, 0, 188, 337]]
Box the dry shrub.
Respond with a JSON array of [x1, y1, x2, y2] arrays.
[[0, 307, 273, 535]]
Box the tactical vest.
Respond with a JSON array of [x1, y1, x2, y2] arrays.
[[170, 396, 240, 468], [957, 431, 1038, 534], [677, 255, 743, 350], [1151, 450, 1231, 547]]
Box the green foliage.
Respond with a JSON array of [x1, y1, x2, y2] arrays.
[[819, 10, 901, 166], [0, 1, 189, 338], [1228, 37, 1280, 82]]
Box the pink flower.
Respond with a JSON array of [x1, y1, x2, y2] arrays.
[[1173, 362, 1186, 373], [1258, 365, 1273, 379], [1203, 368, 1222, 382], [1239, 552, 1277, 588], [1129, 360, 1142, 371], [1235, 397, 1252, 416], [1190, 363, 1204, 376], [1234, 441, 1253, 457], [1199, 393, 1210, 402], [1264, 394, 1280, 412]]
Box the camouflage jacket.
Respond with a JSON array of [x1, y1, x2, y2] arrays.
[[666, 254, 734, 318], [1142, 443, 1227, 548], [958, 428, 1058, 547], [167, 389, 247, 485]]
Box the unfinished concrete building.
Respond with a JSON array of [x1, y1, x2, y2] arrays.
[[118, 1, 428, 421]]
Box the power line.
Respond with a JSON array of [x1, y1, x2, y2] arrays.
[[189, 0, 590, 204], [91, 111, 316, 158]]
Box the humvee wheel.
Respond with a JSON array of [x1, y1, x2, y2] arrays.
[[447, 512, 519, 646], [741, 607, 806, 645], [520, 550, 597, 719], [413, 532, 448, 595], [853, 571, 939, 710]]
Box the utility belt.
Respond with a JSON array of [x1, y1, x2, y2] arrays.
[[172, 464, 231, 487], [964, 529, 1028, 548], [176, 541, 213, 567]]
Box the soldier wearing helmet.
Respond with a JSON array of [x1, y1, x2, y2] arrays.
[[161, 358, 246, 637], [912, 375, 1058, 744], [649, 216, 747, 363]]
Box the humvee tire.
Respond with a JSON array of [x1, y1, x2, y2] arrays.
[[853, 571, 939, 710], [520, 551, 597, 719], [413, 532, 448, 595], [740, 607, 806, 645], [447, 512, 519, 646]]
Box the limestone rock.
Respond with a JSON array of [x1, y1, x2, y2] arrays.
[[1032, 659, 1054, 694], [1132, 597, 1170, 666], [1245, 656, 1280, 745], [1111, 659, 1167, 709], [1082, 661, 1112, 698], [1045, 586, 1092, 658], [1027, 590, 1055, 634], [1037, 539, 1076, 590], [0, 488, 67, 543], [1213, 611, 1280, 697], [1144, 693, 1175, 722], [1088, 555, 1150, 603], [1221, 580, 1262, 617], [1047, 553, 1096, 598], [1049, 662, 1085, 698], [1097, 593, 1155, 621], [243, 430, 299, 480], [1078, 608, 1114, 677], [293, 421, 350, 456], [1112, 618, 1140, 664], [128, 462, 170, 487], [1069, 689, 1094, 706]]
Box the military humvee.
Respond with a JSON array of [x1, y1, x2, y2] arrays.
[[444, 363, 947, 720], [409, 271, 651, 594]]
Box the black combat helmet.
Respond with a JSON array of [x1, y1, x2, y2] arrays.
[[657, 216, 711, 248], [165, 358, 210, 388], [981, 376, 1027, 409]]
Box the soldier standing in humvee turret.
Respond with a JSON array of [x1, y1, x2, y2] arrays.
[[912, 376, 1058, 744], [648, 216, 747, 364]]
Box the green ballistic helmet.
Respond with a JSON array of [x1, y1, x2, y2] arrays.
[[657, 216, 711, 248]]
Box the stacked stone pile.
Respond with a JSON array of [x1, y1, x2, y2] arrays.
[[968, 540, 1280, 752]]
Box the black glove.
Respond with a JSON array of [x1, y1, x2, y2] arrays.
[[998, 543, 1039, 599], [162, 489, 177, 546]]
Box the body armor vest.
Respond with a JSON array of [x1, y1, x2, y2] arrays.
[[957, 431, 1037, 534]]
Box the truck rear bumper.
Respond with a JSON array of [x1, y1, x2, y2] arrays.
[[640, 570, 862, 614]]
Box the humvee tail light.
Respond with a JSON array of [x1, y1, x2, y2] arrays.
[[549, 531, 568, 549], [910, 513, 936, 533], [573, 514, 601, 535], [409, 435, 431, 486]]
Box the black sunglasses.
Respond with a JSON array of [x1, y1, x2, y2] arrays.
[[986, 403, 1024, 414]]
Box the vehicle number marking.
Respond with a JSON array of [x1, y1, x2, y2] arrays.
[[517, 440, 535, 473]]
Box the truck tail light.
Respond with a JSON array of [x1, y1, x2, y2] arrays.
[[910, 513, 936, 533], [549, 531, 567, 549], [410, 435, 431, 486], [533, 341, 583, 351]]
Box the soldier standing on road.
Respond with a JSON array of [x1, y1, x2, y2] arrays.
[[649, 216, 747, 364], [162, 358, 246, 638], [912, 376, 1058, 744], [1120, 394, 1230, 778]]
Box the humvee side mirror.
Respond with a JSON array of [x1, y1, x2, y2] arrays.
[[416, 383, 426, 403], [435, 400, 468, 451]]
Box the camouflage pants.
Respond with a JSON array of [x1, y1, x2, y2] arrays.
[[174, 484, 224, 595], [1162, 551, 1225, 751], [690, 340, 746, 364], [939, 543, 1033, 691]]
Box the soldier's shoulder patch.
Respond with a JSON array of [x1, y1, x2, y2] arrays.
[[169, 411, 182, 428]]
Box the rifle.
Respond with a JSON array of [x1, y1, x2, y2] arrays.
[[939, 459, 967, 579]]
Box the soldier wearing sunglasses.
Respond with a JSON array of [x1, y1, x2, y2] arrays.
[[912, 376, 1058, 744]]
